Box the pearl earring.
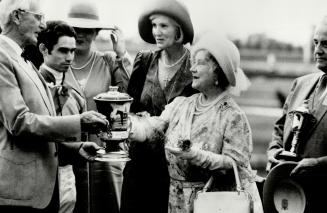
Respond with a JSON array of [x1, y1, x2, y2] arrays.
[[214, 81, 219, 86]]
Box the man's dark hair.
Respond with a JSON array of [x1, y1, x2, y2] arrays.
[[37, 20, 77, 54]]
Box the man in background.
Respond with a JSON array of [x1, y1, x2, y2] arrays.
[[267, 15, 327, 212]]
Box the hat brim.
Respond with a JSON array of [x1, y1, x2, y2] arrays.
[[138, 0, 193, 44], [263, 162, 306, 213], [65, 18, 114, 30], [191, 38, 237, 87]]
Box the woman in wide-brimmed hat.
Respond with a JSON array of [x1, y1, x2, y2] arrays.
[[120, 0, 197, 213], [64, 1, 132, 213], [123, 31, 263, 213]]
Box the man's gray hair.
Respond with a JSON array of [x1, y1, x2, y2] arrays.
[[0, 0, 33, 30]]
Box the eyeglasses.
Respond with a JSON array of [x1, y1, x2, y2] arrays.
[[17, 9, 44, 22]]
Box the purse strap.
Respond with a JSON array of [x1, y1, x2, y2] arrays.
[[200, 159, 254, 213], [202, 159, 241, 193]]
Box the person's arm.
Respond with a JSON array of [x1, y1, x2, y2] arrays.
[[115, 51, 133, 77], [128, 96, 183, 142], [128, 115, 167, 142], [106, 26, 132, 93], [267, 79, 298, 167], [0, 52, 106, 142], [127, 51, 152, 113], [59, 141, 102, 164], [103, 51, 131, 93], [167, 110, 251, 170]]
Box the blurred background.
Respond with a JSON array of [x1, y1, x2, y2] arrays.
[[42, 0, 327, 177]]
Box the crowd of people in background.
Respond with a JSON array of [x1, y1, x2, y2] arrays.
[[0, 0, 327, 213]]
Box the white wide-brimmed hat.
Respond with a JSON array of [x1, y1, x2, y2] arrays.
[[66, 1, 113, 30]]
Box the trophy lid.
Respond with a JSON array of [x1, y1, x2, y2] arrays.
[[94, 86, 133, 102]]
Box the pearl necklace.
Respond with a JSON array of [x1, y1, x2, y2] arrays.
[[71, 52, 96, 91], [162, 48, 188, 68], [194, 92, 227, 115], [71, 52, 95, 70]]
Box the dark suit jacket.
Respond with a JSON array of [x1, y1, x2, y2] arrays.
[[268, 71, 327, 159], [121, 49, 197, 213], [0, 37, 82, 208]]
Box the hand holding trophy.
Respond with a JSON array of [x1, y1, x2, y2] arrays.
[[277, 100, 314, 162]]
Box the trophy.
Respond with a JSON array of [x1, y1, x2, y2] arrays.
[[93, 86, 133, 162], [277, 100, 313, 162]]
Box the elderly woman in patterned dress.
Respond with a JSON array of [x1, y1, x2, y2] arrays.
[[124, 32, 264, 213]]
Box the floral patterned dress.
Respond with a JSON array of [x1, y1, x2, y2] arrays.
[[156, 93, 263, 213]]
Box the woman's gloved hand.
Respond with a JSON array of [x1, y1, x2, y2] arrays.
[[166, 145, 233, 170], [165, 146, 197, 160]]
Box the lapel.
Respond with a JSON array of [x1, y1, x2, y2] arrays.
[[0, 38, 55, 115], [307, 75, 327, 138], [160, 51, 193, 103], [35, 66, 56, 116], [284, 73, 322, 144]]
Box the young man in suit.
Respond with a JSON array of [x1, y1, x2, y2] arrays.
[[37, 20, 86, 213], [267, 15, 327, 212], [0, 0, 108, 212]]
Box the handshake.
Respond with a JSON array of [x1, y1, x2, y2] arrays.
[[80, 110, 109, 133]]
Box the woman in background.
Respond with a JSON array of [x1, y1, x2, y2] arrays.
[[120, 0, 197, 213], [64, 1, 132, 213]]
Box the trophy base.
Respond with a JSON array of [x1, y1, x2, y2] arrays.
[[277, 151, 302, 162], [97, 136, 130, 162], [95, 150, 130, 162]]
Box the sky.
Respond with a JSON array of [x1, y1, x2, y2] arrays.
[[42, 0, 327, 46]]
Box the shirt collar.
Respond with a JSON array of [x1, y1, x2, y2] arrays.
[[0, 35, 23, 56], [40, 63, 64, 85]]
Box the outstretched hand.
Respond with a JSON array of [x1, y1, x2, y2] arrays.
[[78, 142, 103, 162]]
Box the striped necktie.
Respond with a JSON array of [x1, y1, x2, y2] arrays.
[[314, 74, 327, 106]]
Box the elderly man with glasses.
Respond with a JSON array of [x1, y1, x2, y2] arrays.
[[0, 0, 109, 212]]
